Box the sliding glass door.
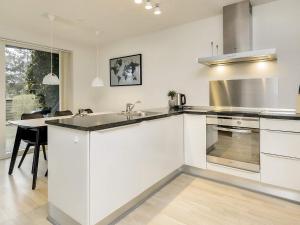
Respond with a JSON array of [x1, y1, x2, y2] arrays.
[[3, 44, 59, 156]]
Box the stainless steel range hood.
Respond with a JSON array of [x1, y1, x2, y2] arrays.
[[198, 0, 277, 66], [198, 48, 277, 66]]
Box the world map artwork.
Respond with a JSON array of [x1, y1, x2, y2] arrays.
[[110, 54, 142, 86]]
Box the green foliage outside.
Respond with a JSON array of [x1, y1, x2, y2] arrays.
[[11, 94, 41, 119], [25, 50, 59, 111], [5, 47, 31, 97], [5, 46, 59, 120]]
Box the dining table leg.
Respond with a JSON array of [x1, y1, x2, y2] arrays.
[[8, 127, 22, 175], [32, 128, 41, 190]]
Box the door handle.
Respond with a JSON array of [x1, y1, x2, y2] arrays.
[[262, 153, 300, 161], [214, 126, 252, 134]]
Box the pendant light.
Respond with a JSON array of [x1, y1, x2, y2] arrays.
[[91, 31, 104, 87], [43, 14, 60, 85], [145, 0, 153, 9], [154, 3, 162, 15]]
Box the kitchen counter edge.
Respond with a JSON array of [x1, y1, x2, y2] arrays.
[[45, 108, 300, 132]]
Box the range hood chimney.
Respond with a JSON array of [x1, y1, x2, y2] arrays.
[[223, 0, 252, 54], [198, 0, 277, 66]]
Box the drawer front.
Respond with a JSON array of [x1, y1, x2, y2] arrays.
[[261, 130, 300, 158], [261, 153, 300, 191], [260, 118, 300, 132], [207, 163, 261, 182]]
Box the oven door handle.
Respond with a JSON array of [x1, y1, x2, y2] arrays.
[[214, 126, 253, 134]]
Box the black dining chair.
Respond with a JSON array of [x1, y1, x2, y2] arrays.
[[83, 109, 93, 114], [32, 107, 51, 116], [18, 112, 48, 169], [54, 110, 73, 117]]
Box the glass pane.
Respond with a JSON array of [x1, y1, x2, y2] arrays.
[[207, 127, 260, 164], [206, 125, 260, 172], [5, 45, 59, 153]]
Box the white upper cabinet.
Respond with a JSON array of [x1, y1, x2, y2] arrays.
[[184, 114, 206, 169]]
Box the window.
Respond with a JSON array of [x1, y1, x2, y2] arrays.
[[5, 45, 60, 154]]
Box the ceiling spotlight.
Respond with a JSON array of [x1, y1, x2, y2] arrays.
[[134, 0, 143, 4], [154, 3, 161, 15], [145, 0, 153, 10]]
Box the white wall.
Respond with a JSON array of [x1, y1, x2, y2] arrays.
[[253, 0, 300, 109], [1, 0, 299, 113], [97, 0, 300, 111], [98, 15, 222, 111]]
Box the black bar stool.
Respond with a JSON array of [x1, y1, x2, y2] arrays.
[[83, 109, 93, 114]]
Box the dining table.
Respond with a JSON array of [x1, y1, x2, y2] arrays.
[[7, 112, 109, 189]]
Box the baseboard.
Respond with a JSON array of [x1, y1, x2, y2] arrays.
[[48, 166, 300, 225], [48, 168, 182, 225], [97, 169, 182, 225], [182, 165, 300, 204], [48, 203, 81, 225]]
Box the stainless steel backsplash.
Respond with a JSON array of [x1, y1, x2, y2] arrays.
[[209, 78, 279, 108]]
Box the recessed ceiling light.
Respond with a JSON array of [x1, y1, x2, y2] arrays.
[[154, 3, 162, 15], [134, 0, 143, 4], [145, 0, 153, 10]]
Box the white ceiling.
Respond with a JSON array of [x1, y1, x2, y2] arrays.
[[0, 0, 276, 46]]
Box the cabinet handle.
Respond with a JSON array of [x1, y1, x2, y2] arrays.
[[262, 153, 300, 161], [262, 129, 300, 134]]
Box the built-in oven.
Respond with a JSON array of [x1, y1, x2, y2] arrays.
[[206, 115, 260, 172]]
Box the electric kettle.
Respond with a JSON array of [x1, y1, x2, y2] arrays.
[[175, 93, 186, 108]]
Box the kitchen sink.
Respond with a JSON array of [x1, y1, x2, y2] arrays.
[[119, 111, 161, 117]]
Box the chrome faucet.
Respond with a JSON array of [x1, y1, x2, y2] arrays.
[[126, 101, 141, 113]]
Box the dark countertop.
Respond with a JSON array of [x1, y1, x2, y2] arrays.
[[259, 111, 300, 120], [45, 108, 192, 131], [206, 110, 261, 118], [45, 106, 300, 131]]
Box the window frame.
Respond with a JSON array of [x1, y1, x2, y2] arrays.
[[0, 39, 70, 159]]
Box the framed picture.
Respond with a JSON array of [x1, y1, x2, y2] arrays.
[[110, 54, 142, 87]]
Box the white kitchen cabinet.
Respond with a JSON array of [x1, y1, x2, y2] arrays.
[[89, 115, 184, 225], [261, 130, 300, 158], [261, 118, 300, 132], [260, 118, 300, 191], [48, 126, 90, 225], [261, 153, 300, 191], [184, 114, 206, 169], [48, 115, 184, 225]]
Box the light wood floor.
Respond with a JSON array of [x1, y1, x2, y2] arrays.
[[0, 154, 50, 225], [0, 156, 300, 225]]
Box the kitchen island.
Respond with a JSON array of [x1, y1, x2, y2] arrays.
[[46, 107, 300, 225], [46, 108, 207, 225]]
